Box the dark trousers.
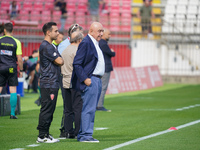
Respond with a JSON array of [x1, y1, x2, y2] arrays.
[[59, 74, 65, 132], [32, 73, 38, 93], [64, 88, 82, 136], [37, 88, 58, 137]]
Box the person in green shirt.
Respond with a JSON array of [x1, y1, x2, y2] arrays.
[[137, 0, 155, 38], [52, 32, 64, 48], [88, 0, 104, 21], [0, 22, 23, 119]]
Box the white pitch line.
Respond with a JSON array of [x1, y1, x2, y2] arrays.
[[27, 144, 40, 147], [103, 119, 200, 150], [176, 104, 200, 111], [9, 148, 25, 150], [95, 127, 108, 130]]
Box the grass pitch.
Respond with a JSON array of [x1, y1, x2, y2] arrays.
[[0, 84, 200, 150]]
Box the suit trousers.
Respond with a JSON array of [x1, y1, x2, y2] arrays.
[[97, 72, 111, 107], [37, 88, 58, 137], [77, 76, 102, 141], [64, 88, 82, 136]]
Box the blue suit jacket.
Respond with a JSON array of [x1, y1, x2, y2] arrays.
[[71, 35, 98, 91]]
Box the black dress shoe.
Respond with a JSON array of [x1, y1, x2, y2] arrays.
[[10, 115, 18, 119], [34, 97, 41, 106], [96, 107, 111, 112], [59, 131, 66, 138], [66, 133, 75, 139]]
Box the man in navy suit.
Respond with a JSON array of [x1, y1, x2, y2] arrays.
[[97, 29, 115, 112], [71, 22, 104, 143]]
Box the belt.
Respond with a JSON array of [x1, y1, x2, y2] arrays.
[[92, 74, 102, 79]]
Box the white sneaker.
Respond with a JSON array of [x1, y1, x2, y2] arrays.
[[37, 135, 60, 143]]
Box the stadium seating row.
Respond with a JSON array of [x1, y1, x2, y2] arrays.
[[0, 0, 132, 33], [165, 5, 200, 16], [163, 0, 200, 34], [0, 0, 132, 15], [167, 0, 200, 6]]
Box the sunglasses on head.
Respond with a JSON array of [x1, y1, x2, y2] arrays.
[[71, 24, 79, 33]]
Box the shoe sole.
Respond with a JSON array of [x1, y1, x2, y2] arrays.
[[36, 140, 60, 143]]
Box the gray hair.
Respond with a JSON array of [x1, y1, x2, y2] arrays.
[[68, 24, 83, 37], [70, 32, 84, 43]]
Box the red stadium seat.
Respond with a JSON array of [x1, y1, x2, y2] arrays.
[[52, 11, 61, 22], [79, 0, 87, 3], [77, 3, 88, 13], [121, 25, 131, 32], [23, 2, 33, 11], [109, 25, 120, 32], [33, 2, 43, 11], [41, 10, 51, 22], [99, 13, 109, 25], [30, 11, 41, 21], [121, 13, 131, 24], [122, 0, 131, 6], [110, 4, 120, 13], [0, 9, 8, 20], [75, 16, 85, 24], [44, 2, 54, 10], [1, 1, 10, 10], [45, 0, 54, 2], [111, 0, 120, 5], [66, 17, 75, 26], [121, 5, 131, 13], [110, 17, 120, 25], [19, 10, 30, 21], [109, 12, 120, 18], [67, 2, 76, 13]]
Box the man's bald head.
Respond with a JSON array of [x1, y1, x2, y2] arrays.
[[89, 22, 104, 42], [102, 28, 111, 41]]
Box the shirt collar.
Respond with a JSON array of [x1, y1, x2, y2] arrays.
[[52, 40, 58, 46], [88, 34, 98, 45]]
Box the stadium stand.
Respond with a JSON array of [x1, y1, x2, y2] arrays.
[[131, 0, 200, 76], [0, 0, 199, 77]]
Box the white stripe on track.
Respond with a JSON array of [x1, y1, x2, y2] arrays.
[[103, 119, 200, 150]]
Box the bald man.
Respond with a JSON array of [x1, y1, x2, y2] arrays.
[[61, 31, 84, 138], [97, 29, 115, 112], [71, 22, 105, 143]]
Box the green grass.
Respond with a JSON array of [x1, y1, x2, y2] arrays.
[[0, 84, 200, 150]]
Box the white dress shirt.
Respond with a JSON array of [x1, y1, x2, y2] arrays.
[[88, 34, 105, 76]]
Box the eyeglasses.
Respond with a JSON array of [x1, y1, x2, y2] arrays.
[[70, 24, 79, 33]]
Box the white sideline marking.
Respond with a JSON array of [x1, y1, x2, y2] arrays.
[[124, 97, 153, 99], [176, 104, 200, 111], [143, 109, 174, 111], [9, 148, 25, 150], [27, 144, 40, 147], [103, 119, 200, 150], [95, 127, 108, 130]]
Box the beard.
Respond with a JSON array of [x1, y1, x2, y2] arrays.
[[106, 38, 109, 42]]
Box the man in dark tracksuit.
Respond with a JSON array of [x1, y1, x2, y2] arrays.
[[97, 29, 115, 111], [36, 22, 64, 143], [0, 22, 23, 119]]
